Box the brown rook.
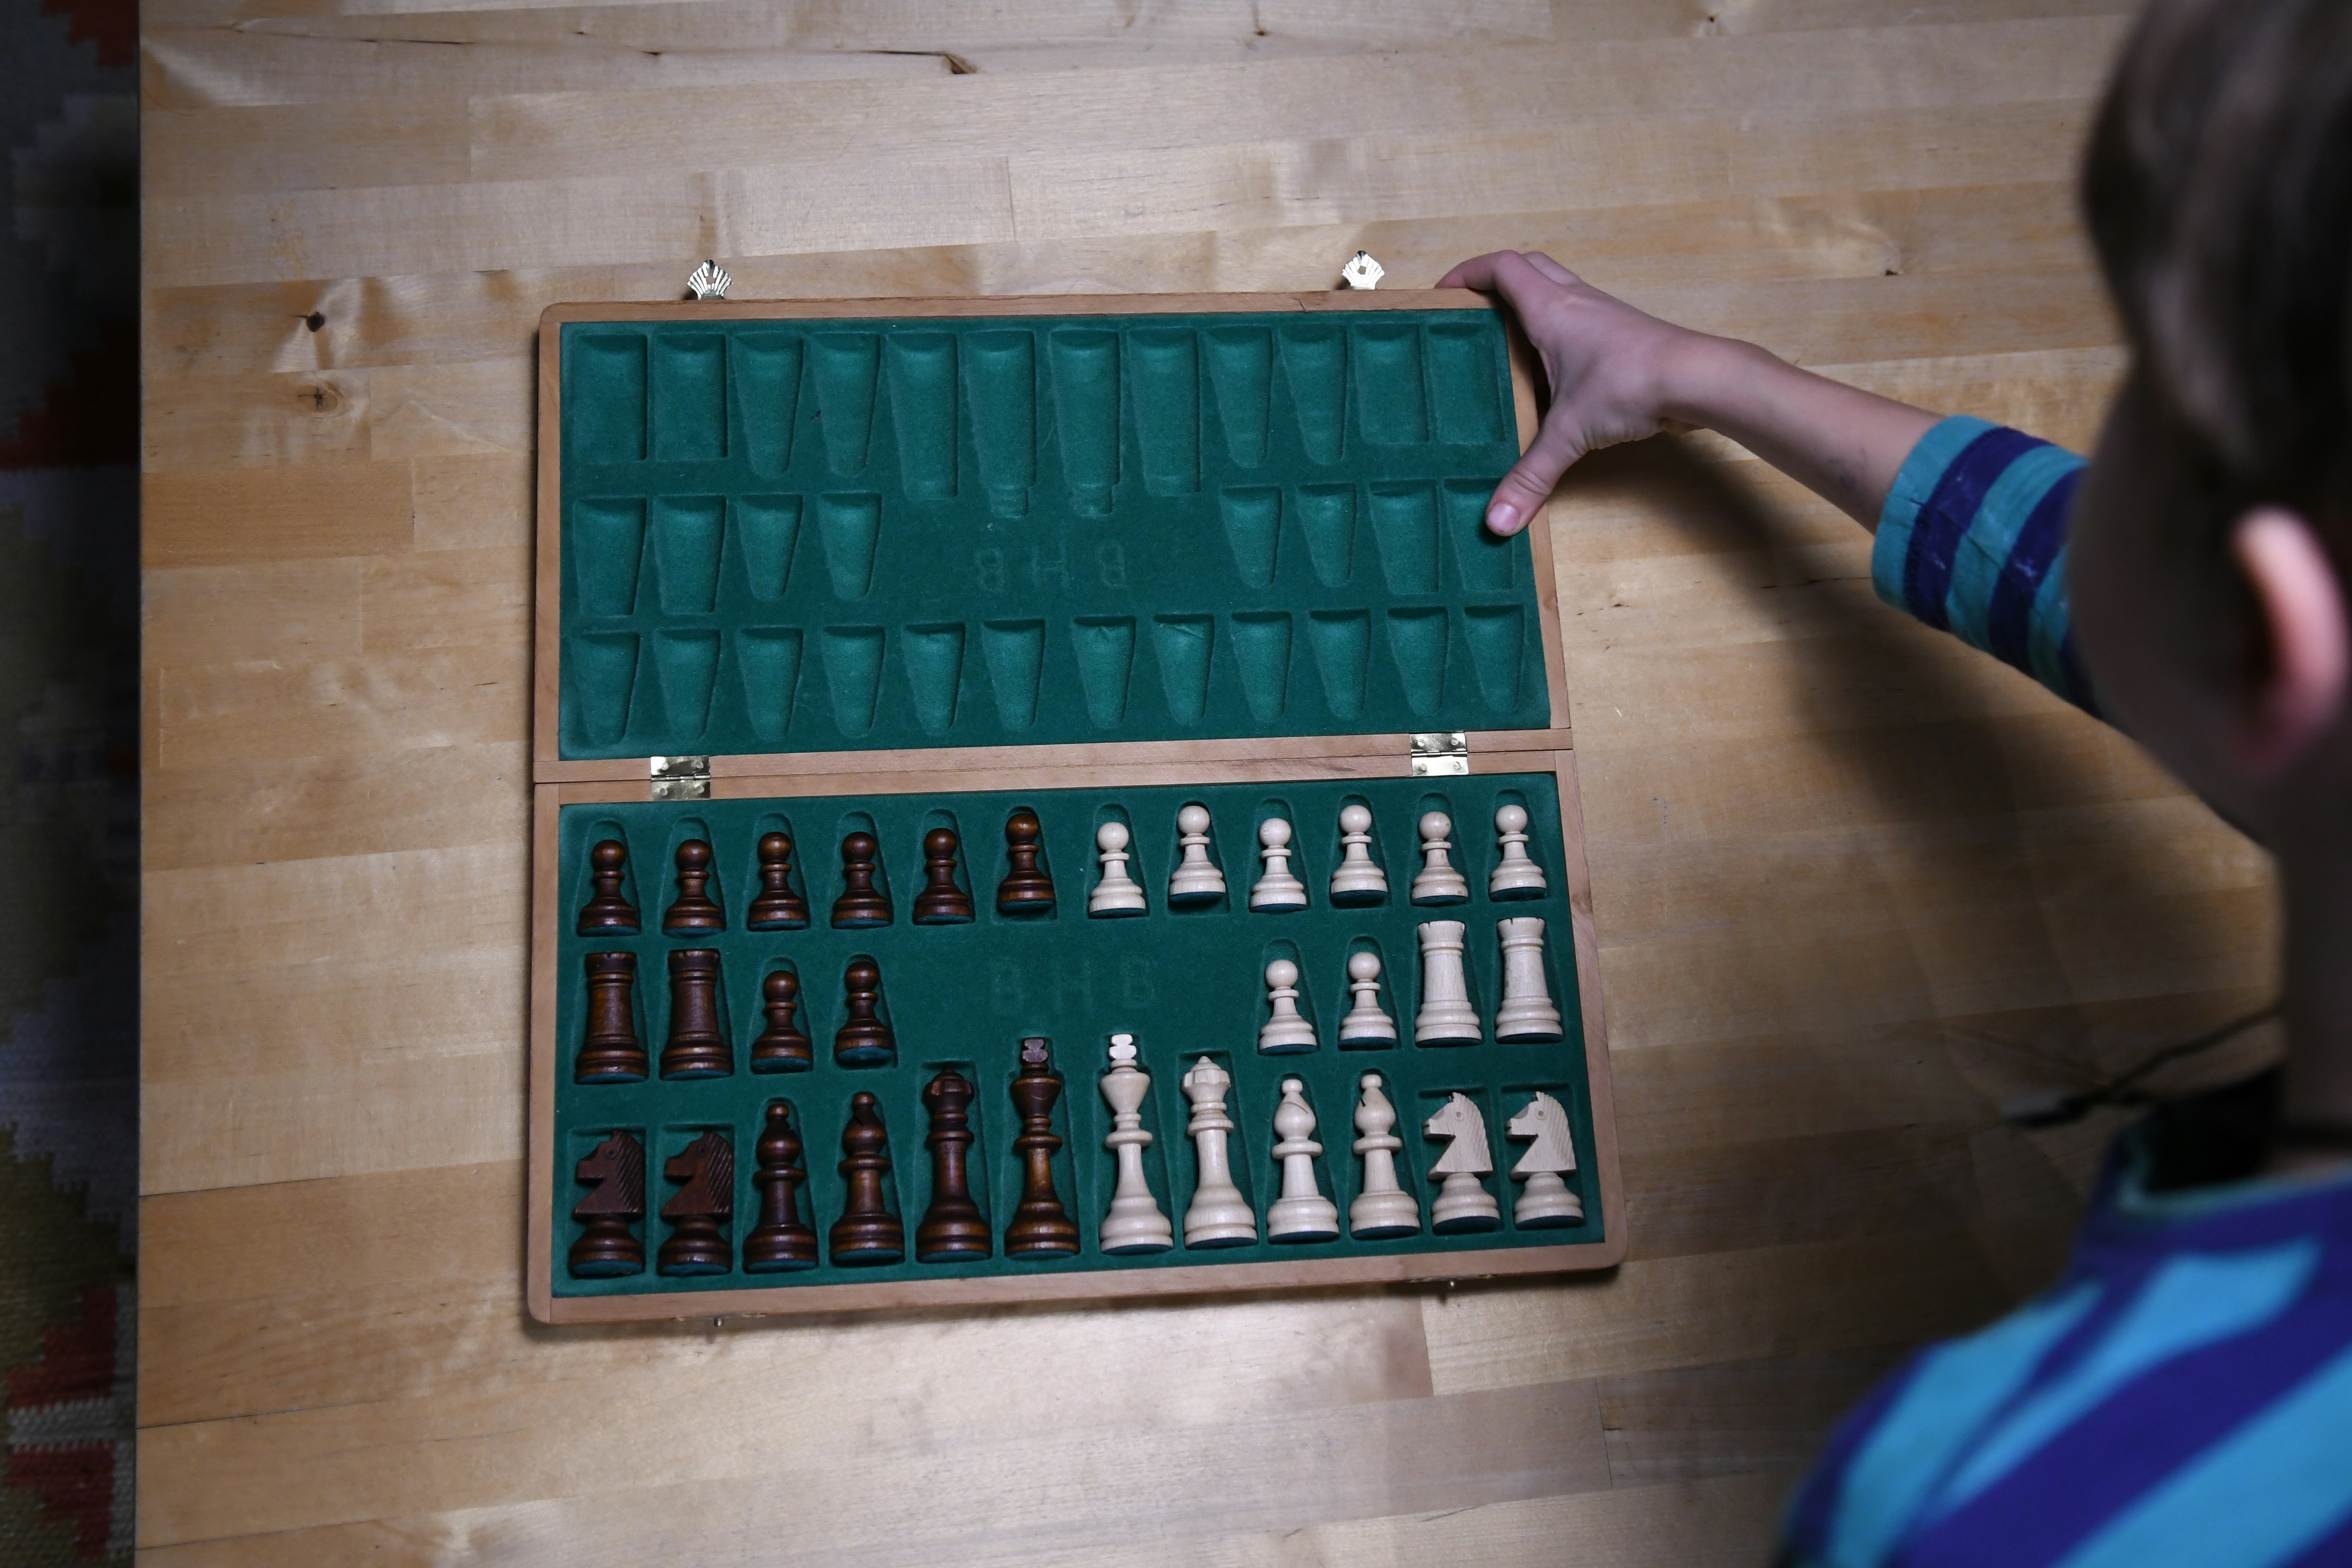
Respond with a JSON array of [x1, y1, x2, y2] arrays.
[[912, 826, 975, 924], [569, 1130, 645, 1277], [576, 839, 640, 934], [996, 808, 1056, 915], [746, 831, 810, 929], [575, 952, 647, 1081], [657, 1131, 733, 1275], [1004, 1037, 1080, 1256], [829, 1092, 904, 1263], [660, 948, 732, 1078], [917, 1069, 991, 1261], [743, 1102, 819, 1271], [831, 830, 893, 927], [833, 955, 896, 1066], [749, 969, 812, 1071], [663, 838, 726, 932]]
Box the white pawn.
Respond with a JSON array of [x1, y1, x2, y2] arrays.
[[1250, 815, 1308, 912], [1258, 958, 1318, 1053], [1424, 1091, 1501, 1232], [1489, 803, 1547, 899], [1089, 819, 1149, 917], [1494, 917, 1563, 1041], [1099, 1034, 1174, 1252], [1327, 803, 1388, 904], [1181, 1057, 1257, 1246], [1350, 1074, 1421, 1239], [1414, 920, 1482, 1045], [1505, 1091, 1584, 1228], [1337, 950, 1397, 1045], [1266, 1078, 1340, 1241], [1409, 810, 1470, 904], [1168, 803, 1227, 903]]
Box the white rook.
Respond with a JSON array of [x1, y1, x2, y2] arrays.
[[1414, 920, 1482, 1045], [1494, 917, 1563, 1041]]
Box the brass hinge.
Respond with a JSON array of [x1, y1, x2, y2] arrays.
[[1410, 731, 1469, 777], [651, 754, 711, 800]]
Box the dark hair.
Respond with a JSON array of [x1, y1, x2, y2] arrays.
[[2084, 0, 2352, 518]]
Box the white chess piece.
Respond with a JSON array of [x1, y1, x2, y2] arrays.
[[1327, 803, 1388, 904], [1409, 810, 1470, 904], [1089, 819, 1149, 917], [1424, 1092, 1501, 1231], [1266, 1078, 1340, 1241], [1505, 1091, 1583, 1228], [1168, 803, 1227, 903], [1494, 917, 1563, 1041], [1250, 815, 1308, 911], [1337, 950, 1398, 1045], [1414, 920, 1483, 1044], [1098, 1034, 1174, 1252], [1489, 803, 1547, 898], [1258, 958, 1318, 1053], [1181, 1056, 1257, 1245], [1350, 1074, 1421, 1238]]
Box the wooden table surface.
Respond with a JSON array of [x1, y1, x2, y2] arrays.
[[138, 3, 2280, 1563]]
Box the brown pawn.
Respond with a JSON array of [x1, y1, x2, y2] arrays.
[[829, 1092, 904, 1263], [575, 952, 647, 1082], [576, 840, 639, 934], [996, 809, 1056, 915], [1004, 1037, 1080, 1256], [663, 838, 725, 932], [832, 955, 896, 1066], [742, 1102, 819, 1271], [912, 827, 975, 925], [569, 1130, 645, 1276], [830, 831, 893, 928], [916, 1070, 991, 1261], [749, 969, 812, 1072], [657, 1131, 733, 1275], [746, 832, 809, 930], [660, 948, 732, 1078]]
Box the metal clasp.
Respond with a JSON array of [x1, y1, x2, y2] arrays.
[[1410, 731, 1469, 777], [1341, 251, 1385, 290], [651, 755, 712, 800], [686, 260, 731, 300]]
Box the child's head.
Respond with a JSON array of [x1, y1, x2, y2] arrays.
[[2068, 0, 2352, 833]]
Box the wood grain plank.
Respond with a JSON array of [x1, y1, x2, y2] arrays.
[[143, 460, 414, 568]]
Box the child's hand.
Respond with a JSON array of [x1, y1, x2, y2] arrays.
[[1438, 250, 1707, 535]]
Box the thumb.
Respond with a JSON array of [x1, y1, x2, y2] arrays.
[[1483, 409, 1584, 536]]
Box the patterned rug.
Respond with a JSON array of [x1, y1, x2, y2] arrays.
[[0, 0, 139, 1560]]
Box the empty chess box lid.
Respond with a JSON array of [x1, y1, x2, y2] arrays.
[[535, 294, 1566, 771]]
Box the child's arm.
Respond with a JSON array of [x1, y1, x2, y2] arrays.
[[1440, 250, 1940, 536]]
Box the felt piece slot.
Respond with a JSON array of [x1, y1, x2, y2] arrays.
[[981, 619, 1045, 731], [885, 334, 958, 502], [1204, 324, 1274, 468], [573, 498, 646, 618], [652, 629, 721, 740], [568, 332, 647, 462], [817, 493, 882, 602], [571, 632, 640, 746], [1219, 485, 1281, 589], [811, 333, 880, 476], [653, 335, 727, 462], [1070, 616, 1138, 729], [735, 495, 802, 602], [1368, 481, 1441, 595], [820, 626, 887, 737], [651, 496, 725, 615], [735, 627, 803, 741], [1129, 328, 1202, 497], [964, 331, 1037, 518], [900, 622, 967, 736], [1444, 478, 1514, 591], [1463, 605, 1527, 712], [1229, 611, 1294, 724], [1151, 614, 1215, 726], [1296, 483, 1357, 588], [1385, 608, 1449, 716], [1426, 321, 1507, 446], [734, 332, 803, 476], [1307, 609, 1370, 721], [1048, 328, 1121, 516], [1277, 324, 1347, 466], [1351, 323, 1428, 446]]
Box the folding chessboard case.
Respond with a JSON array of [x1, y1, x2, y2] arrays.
[[528, 290, 1625, 1323]]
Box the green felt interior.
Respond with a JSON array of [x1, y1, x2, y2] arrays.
[[553, 775, 1599, 1297], [556, 310, 1547, 760]]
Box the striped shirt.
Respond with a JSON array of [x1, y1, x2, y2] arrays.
[[1780, 420, 2352, 1565], [1872, 415, 2098, 713]]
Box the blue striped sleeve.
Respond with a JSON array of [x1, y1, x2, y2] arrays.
[[1873, 416, 2099, 715]]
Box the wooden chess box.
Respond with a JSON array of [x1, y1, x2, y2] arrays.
[[529, 291, 1624, 1323]]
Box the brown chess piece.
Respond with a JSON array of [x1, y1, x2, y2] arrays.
[[569, 1130, 645, 1276], [830, 830, 893, 928], [916, 1069, 991, 1261], [829, 1092, 904, 1264], [575, 952, 647, 1081], [912, 827, 975, 925], [663, 838, 726, 933], [746, 831, 809, 930], [749, 969, 812, 1072], [833, 955, 896, 1066], [660, 948, 732, 1078], [576, 839, 639, 934], [996, 809, 1056, 915], [1004, 1037, 1080, 1256], [657, 1131, 734, 1275], [742, 1101, 819, 1271]]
